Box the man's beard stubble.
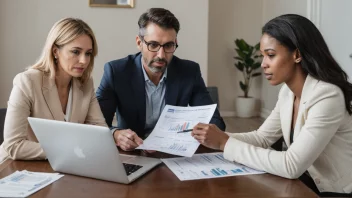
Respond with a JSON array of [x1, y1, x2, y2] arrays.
[[147, 57, 168, 73]]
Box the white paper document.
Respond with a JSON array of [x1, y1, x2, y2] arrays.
[[136, 104, 217, 157], [0, 170, 64, 197], [161, 152, 265, 181]]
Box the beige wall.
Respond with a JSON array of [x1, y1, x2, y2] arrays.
[[208, 0, 263, 115], [0, 0, 209, 108], [0, 0, 312, 118]]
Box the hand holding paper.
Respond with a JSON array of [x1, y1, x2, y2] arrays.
[[191, 123, 230, 150], [136, 104, 217, 157]]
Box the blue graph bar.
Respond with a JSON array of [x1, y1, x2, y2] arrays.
[[231, 169, 243, 173], [201, 155, 212, 163], [211, 169, 220, 176], [201, 171, 208, 176], [216, 168, 227, 175], [168, 143, 187, 151]]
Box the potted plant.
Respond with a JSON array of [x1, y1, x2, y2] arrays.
[[234, 39, 262, 117]]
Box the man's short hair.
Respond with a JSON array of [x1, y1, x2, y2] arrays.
[[138, 8, 180, 36]]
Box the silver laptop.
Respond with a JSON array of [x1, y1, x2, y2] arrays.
[[28, 117, 161, 184]]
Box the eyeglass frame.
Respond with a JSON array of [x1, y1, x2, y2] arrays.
[[139, 36, 178, 53]]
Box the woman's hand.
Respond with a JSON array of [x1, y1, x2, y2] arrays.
[[191, 123, 229, 151]]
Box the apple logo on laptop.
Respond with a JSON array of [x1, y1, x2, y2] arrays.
[[74, 146, 86, 158]]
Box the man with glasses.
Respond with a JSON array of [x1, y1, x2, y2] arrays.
[[97, 8, 226, 151]]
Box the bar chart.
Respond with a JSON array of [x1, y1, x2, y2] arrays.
[[168, 122, 192, 132], [168, 143, 188, 152], [161, 153, 265, 180]]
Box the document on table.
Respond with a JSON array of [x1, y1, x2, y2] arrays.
[[0, 170, 64, 197], [136, 104, 217, 157], [161, 152, 265, 181]]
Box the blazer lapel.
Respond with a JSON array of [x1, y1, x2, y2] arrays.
[[42, 73, 65, 121], [70, 78, 83, 123], [132, 54, 146, 127], [281, 89, 294, 146], [165, 58, 179, 105], [293, 75, 319, 141]]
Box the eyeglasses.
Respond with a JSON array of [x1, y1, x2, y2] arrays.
[[141, 37, 178, 53]]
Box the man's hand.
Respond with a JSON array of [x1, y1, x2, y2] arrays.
[[113, 129, 143, 151]]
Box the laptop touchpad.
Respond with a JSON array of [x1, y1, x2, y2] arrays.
[[119, 154, 137, 163]]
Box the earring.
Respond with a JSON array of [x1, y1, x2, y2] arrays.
[[295, 58, 301, 63]]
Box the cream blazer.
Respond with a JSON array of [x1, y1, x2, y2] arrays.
[[0, 69, 107, 162], [224, 75, 352, 193]]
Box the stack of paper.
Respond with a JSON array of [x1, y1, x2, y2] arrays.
[[0, 170, 64, 197], [161, 152, 265, 181]]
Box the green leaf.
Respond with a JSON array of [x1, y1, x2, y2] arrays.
[[251, 72, 262, 77], [252, 62, 261, 70], [236, 49, 246, 59], [254, 43, 260, 50], [239, 81, 247, 92], [235, 62, 244, 71], [245, 58, 254, 66], [236, 39, 251, 52], [248, 47, 254, 56], [234, 57, 243, 61]]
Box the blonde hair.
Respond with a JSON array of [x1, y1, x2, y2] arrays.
[[31, 17, 98, 84]]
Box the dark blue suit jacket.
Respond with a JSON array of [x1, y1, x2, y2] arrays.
[[96, 53, 226, 138]]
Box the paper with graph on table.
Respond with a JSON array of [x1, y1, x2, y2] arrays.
[[0, 170, 64, 197], [136, 104, 217, 157], [161, 152, 265, 181]]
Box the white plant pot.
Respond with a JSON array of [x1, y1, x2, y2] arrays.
[[235, 97, 256, 118]]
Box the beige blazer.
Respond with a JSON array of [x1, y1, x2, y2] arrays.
[[223, 75, 352, 193], [0, 69, 107, 162]]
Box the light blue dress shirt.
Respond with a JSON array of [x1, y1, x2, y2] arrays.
[[141, 60, 167, 137]]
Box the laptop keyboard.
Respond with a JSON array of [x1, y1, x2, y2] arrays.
[[123, 163, 143, 176]]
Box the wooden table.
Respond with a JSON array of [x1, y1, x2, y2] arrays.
[[0, 146, 318, 198]]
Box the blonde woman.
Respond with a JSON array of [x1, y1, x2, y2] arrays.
[[0, 18, 107, 162]]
